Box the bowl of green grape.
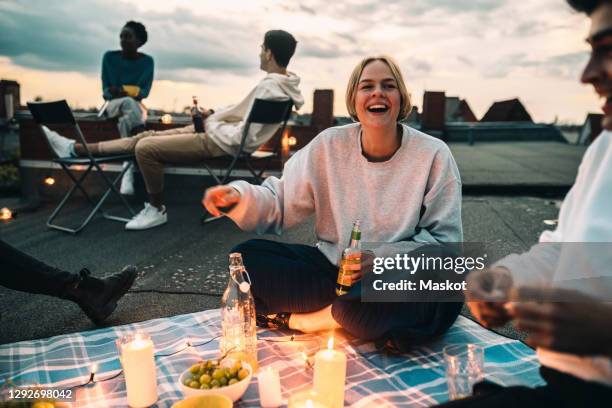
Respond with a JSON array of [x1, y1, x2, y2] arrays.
[[179, 358, 253, 402]]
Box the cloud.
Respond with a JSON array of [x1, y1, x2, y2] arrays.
[[484, 53, 540, 78], [544, 51, 589, 79], [0, 0, 256, 77]]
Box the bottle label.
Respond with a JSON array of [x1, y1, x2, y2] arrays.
[[336, 252, 361, 289]]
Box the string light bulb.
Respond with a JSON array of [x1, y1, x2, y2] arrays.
[[44, 177, 55, 186], [161, 114, 173, 124], [0, 207, 12, 220]]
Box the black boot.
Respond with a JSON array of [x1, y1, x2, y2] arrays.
[[62, 266, 137, 325]]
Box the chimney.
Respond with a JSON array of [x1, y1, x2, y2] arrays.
[[0, 80, 21, 120], [311, 89, 334, 131], [421, 91, 445, 132]]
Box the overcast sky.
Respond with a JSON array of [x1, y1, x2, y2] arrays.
[[0, 0, 600, 123]]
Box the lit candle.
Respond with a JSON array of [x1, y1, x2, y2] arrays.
[[287, 389, 329, 408], [161, 114, 173, 124], [258, 366, 282, 407], [117, 333, 157, 407], [0, 207, 12, 220], [313, 338, 346, 408]]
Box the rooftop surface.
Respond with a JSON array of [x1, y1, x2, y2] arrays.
[[0, 140, 583, 345]]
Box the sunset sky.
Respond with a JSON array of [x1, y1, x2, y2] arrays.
[[0, 0, 601, 123]]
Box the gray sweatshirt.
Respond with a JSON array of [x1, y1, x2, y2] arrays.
[[227, 123, 463, 265]]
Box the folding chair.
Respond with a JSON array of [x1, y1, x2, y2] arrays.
[[201, 98, 293, 223], [27, 100, 136, 234], [202, 98, 293, 185]]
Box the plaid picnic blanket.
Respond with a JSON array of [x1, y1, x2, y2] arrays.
[[0, 310, 544, 407]]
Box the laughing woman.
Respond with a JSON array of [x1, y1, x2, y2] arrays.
[[203, 56, 462, 349]]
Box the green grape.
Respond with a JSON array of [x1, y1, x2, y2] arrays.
[[199, 383, 210, 390], [212, 369, 225, 380], [189, 381, 200, 389], [228, 378, 238, 385], [238, 368, 249, 380], [199, 374, 211, 384]]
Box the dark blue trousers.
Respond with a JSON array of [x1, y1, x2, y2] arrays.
[[232, 239, 461, 348], [0, 239, 77, 296]]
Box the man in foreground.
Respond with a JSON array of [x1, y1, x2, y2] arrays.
[[441, 1, 612, 406]]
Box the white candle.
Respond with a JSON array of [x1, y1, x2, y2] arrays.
[[313, 338, 346, 408], [287, 390, 329, 408], [118, 333, 158, 407], [258, 366, 282, 407]]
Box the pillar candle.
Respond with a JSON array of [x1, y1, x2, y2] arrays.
[[258, 366, 283, 407], [313, 338, 346, 408], [118, 333, 158, 408]]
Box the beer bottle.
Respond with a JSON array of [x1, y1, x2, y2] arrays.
[[192, 95, 204, 133], [336, 220, 361, 296]]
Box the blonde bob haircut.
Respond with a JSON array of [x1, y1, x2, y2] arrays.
[[345, 55, 412, 122]]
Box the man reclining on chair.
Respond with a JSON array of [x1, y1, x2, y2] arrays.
[[42, 29, 304, 230]]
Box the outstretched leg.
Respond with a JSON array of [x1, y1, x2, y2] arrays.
[[0, 240, 137, 324]]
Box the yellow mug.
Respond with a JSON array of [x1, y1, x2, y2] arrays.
[[122, 85, 140, 98]]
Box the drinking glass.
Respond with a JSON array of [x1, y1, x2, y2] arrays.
[[443, 344, 484, 400]]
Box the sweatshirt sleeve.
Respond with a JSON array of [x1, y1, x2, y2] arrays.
[[137, 56, 154, 100], [101, 51, 113, 101], [224, 146, 315, 234], [492, 239, 561, 286]]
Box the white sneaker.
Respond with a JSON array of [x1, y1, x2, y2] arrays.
[[41, 125, 75, 158], [125, 203, 167, 230], [120, 163, 135, 195]]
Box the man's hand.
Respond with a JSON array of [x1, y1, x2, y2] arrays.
[[202, 109, 214, 120], [507, 287, 612, 357], [465, 267, 514, 328], [202, 185, 241, 217]]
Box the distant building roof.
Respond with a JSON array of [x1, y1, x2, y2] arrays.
[[578, 113, 603, 145], [481, 98, 533, 122], [445, 97, 477, 122]]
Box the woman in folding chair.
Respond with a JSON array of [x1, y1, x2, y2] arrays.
[[0, 239, 136, 325], [203, 56, 463, 349], [100, 21, 154, 196]]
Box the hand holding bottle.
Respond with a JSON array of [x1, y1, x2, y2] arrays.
[[203, 185, 242, 216], [347, 250, 375, 285]]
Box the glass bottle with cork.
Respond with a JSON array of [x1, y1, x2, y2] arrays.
[[220, 252, 258, 371], [336, 220, 362, 296], [191, 95, 204, 133]]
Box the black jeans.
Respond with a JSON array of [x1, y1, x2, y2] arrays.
[[232, 239, 462, 347], [0, 239, 77, 296], [436, 366, 611, 407]]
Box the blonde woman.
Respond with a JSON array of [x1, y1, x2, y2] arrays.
[[204, 56, 462, 347]]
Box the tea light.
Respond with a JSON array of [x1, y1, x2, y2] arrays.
[[258, 366, 282, 407], [116, 333, 157, 408], [0, 207, 12, 220], [313, 337, 346, 408], [288, 389, 328, 408]]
